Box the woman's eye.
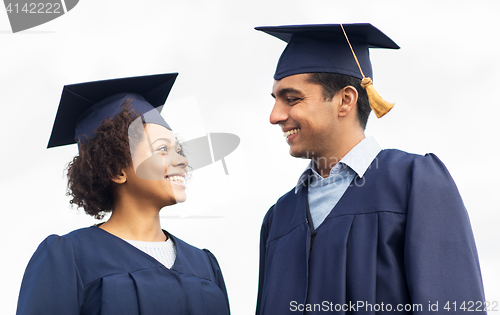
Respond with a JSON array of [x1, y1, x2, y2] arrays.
[[157, 145, 168, 152]]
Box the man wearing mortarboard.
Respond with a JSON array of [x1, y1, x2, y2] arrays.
[[255, 24, 486, 314]]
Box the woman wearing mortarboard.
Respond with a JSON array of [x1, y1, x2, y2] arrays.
[[16, 73, 231, 315]]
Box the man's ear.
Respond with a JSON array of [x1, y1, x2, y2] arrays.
[[338, 86, 358, 117], [111, 169, 127, 184]]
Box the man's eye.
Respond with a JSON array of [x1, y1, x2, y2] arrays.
[[287, 97, 300, 103]]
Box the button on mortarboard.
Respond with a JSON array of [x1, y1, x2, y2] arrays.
[[47, 73, 178, 148], [254, 23, 399, 81]]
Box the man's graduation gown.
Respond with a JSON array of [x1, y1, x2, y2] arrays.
[[17, 226, 230, 314], [256, 150, 485, 314]]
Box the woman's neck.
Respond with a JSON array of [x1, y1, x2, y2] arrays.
[[99, 197, 166, 242]]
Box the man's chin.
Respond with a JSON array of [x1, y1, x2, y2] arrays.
[[289, 148, 311, 159]]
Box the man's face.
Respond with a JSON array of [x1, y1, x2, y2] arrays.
[[270, 73, 340, 159]]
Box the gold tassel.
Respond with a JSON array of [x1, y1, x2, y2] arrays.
[[340, 24, 394, 118], [361, 77, 394, 118]]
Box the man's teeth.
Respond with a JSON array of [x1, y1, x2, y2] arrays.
[[166, 176, 185, 184], [283, 129, 300, 137]]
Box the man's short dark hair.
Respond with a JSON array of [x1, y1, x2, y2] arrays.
[[307, 72, 370, 130]]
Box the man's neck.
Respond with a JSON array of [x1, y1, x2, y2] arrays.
[[313, 133, 365, 178]]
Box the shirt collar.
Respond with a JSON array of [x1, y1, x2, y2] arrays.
[[295, 137, 382, 193]]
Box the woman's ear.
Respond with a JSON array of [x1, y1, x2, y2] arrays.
[[111, 169, 127, 184], [338, 85, 358, 117]]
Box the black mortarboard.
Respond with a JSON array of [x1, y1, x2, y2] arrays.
[[255, 23, 399, 81], [47, 73, 178, 148], [255, 23, 400, 118]]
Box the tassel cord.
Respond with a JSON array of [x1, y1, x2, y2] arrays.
[[339, 24, 394, 118]]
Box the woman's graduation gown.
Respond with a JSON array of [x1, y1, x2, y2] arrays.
[[256, 150, 485, 314], [17, 226, 230, 314]]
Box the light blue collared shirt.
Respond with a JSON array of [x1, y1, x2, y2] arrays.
[[295, 137, 382, 229]]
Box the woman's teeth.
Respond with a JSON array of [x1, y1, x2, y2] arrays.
[[166, 175, 185, 184]]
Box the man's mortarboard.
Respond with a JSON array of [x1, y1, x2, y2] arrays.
[[255, 23, 400, 117], [47, 73, 178, 148]]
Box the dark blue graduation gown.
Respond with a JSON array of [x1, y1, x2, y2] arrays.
[[256, 150, 485, 314], [17, 226, 230, 315]]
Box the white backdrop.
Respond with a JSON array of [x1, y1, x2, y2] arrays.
[[1, 1, 499, 314]]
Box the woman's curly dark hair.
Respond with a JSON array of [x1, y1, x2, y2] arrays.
[[66, 101, 142, 219]]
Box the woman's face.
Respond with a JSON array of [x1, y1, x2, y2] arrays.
[[127, 122, 188, 207]]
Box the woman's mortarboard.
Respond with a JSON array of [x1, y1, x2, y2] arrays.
[[255, 23, 399, 117], [47, 73, 178, 148]]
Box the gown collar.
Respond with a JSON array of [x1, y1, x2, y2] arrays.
[[295, 137, 381, 193]]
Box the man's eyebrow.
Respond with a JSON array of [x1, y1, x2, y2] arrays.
[[271, 88, 303, 99]]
